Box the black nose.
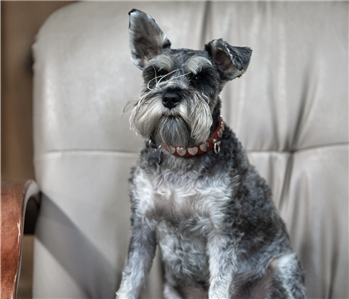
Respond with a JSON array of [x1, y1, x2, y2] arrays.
[[162, 91, 181, 109]]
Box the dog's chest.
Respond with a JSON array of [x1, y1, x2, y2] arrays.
[[133, 167, 231, 229], [132, 166, 233, 280]]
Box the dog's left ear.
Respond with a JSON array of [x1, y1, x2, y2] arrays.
[[205, 39, 252, 81], [128, 9, 171, 70]]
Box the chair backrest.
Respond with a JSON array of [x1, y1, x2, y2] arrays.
[[32, 2, 348, 298]]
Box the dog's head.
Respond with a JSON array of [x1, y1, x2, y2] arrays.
[[126, 9, 252, 149]]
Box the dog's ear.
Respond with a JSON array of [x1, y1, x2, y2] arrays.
[[128, 9, 171, 70], [205, 39, 252, 81]]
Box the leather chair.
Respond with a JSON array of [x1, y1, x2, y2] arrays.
[[2, 2, 347, 298]]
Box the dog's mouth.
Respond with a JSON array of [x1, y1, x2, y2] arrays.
[[162, 109, 180, 117], [153, 115, 192, 148]]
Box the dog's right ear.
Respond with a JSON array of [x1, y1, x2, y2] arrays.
[[128, 9, 171, 70]]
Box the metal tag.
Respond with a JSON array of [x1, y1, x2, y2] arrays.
[[147, 140, 161, 164], [148, 148, 161, 164]]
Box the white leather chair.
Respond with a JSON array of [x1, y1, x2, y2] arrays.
[[29, 2, 347, 298]]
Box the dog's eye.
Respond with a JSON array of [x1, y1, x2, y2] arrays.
[[190, 72, 204, 84], [193, 74, 201, 81], [156, 69, 168, 80]]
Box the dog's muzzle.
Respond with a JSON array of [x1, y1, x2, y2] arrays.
[[162, 116, 224, 157]]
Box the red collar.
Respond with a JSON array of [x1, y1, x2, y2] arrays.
[[163, 116, 224, 157]]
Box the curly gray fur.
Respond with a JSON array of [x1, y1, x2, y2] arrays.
[[117, 9, 306, 299]]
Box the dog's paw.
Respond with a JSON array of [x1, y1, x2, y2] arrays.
[[115, 291, 126, 299], [163, 282, 184, 299]]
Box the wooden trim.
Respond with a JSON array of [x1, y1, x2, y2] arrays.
[[1, 180, 40, 299]]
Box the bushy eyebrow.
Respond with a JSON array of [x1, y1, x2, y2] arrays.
[[185, 56, 212, 74], [148, 54, 174, 71]]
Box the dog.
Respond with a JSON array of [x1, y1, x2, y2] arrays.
[[116, 9, 306, 299]]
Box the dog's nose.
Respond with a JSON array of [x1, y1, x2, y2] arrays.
[[162, 92, 181, 109]]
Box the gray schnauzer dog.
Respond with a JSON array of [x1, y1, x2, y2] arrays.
[[117, 9, 305, 299]]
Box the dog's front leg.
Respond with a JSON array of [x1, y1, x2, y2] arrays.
[[207, 234, 236, 299], [116, 215, 156, 299]]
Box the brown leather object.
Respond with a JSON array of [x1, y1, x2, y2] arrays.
[[1, 180, 40, 299]]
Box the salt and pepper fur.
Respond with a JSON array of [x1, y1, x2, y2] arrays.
[[117, 9, 306, 299]]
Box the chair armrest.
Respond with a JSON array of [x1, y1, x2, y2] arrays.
[[1, 180, 40, 299]]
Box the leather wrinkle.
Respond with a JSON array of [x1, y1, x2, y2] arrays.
[[291, 62, 315, 152], [266, 32, 281, 151], [246, 142, 348, 154], [36, 142, 348, 157], [278, 153, 293, 214], [199, 1, 211, 47], [37, 149, 140, 155]]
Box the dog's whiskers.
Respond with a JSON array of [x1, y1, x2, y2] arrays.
[[147, 69, 192, 91], [147, 68, 178, 91]]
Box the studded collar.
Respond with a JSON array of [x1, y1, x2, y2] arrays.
[[162, 116, 224, 157]]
